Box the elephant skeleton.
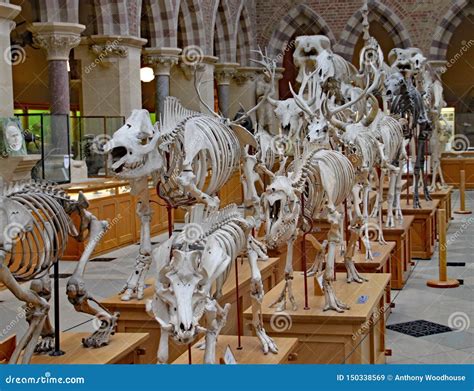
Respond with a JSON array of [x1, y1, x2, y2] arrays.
[[146, 204, 277, 363], [262, 147, 357, 312], [0, 180, 115, 364]]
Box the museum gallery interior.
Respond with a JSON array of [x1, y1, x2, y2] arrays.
[[0, 0, 472, 365]]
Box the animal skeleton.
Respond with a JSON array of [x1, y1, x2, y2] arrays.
[[0, 180, 115, 363], [262, 147, 357, 312], [430, 115, 452, 191], [147, 204, 277, 363]]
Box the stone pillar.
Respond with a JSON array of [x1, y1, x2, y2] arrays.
[[75, 35, 147, 117], [143, 47, 181, 119], [229, 66, 260, 119], [29, 22, 84, 182], [429, 60, 448, 76], [214, 63, 238, 118], [172, 55, 218, 114], [0, 2, 21, 117]]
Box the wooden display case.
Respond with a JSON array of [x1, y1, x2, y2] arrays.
[[383, 199, 439, 259], [173, 336, 299, 364], [101, 257, 281, 364], [441, 151, 474, 188], [61, 179, 169, 260], [244, 273, 390, 364], [378, 216, 414, 289], [29, 333, 149, 364]]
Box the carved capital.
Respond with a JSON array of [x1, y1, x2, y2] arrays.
[[233, 66, 260, 85], [429, 60, 448, 75], [214, 63, 239, 85], [143, 47, 181, 76], [29, 22, 85, 61], [0, 3, 21, 33]]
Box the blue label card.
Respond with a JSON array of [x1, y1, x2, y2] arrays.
[[357, 295, 369, 304]]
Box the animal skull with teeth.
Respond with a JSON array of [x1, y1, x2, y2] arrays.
[[105, 109, 162, 179], [293, 35, 332, 84]]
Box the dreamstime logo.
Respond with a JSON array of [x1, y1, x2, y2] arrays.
[[3, 45, 26, 66], [92, 311, 113, 331], [361, 222, 379, 242], [270, 311, 292, 332], [90, 134, 112, 155], [3, 222, 26, 245], [448, 312, 470, 332], [451, 134, 470, 154], [183, 223, 204, 244], [445, 40, 474, 71], [182, 45, 204, 66], [271, 134, 293, 155]]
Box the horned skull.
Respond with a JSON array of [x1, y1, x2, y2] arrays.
[[105, 109, 162, 179], [268, 97, 305, 137]]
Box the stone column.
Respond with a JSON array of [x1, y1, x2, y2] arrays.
[[214, 62, 238, 118], [172, 55, 218, 114], [0, 2, 21, 117], [143, 48, 181, 119], [29, 22, 84, 182], [29, 23, 85, 115], [75, 35, 147, 117], [429, 60, 448, 76], [229, 66, 260, 119]]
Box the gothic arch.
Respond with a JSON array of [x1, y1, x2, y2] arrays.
[[336, 0, 412, 60], [430, 0, 471, 61], [176, 0, 206, 51], [141, 0, 177, 48], [213, 0, 234, 62], [234, 4, 253, 66]]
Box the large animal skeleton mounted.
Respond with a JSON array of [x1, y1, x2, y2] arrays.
[[0, 180, 116, 363], [384, 69, 432, 208], [106, 52, 276, 301], [146, 204, 277, 363], [262, 147, 357, 312]]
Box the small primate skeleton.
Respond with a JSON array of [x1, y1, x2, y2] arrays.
[[146, 204, 277, 364], [0, 180, 117, 364]]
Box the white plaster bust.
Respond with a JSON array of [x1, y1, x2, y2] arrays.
[[5, 123, 23, 152]]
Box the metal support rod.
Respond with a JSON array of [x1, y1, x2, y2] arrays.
[[50, 261, 65, 356], [300, 194, 309, 310], [235, 256, 243, 349]]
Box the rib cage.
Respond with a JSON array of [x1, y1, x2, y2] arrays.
[[289, 148, 355, 217], [2, 181, 75, 282], [157, 97, 241, 206], [371, 113, 404, 163]]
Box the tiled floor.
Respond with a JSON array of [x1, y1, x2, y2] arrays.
[[0, 191, 472, 364]]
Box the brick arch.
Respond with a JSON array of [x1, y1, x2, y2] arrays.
[[336, 0, 412, 61], [95, 0, 129, 36], [213, 0, 234, 62], [39, 0, 80, 23], [267, 3, 336, 66], [430, 0, 470, 61], [234, 4, 253, 66], [141, 0, 177, 48], [176, 0, 206, 51]]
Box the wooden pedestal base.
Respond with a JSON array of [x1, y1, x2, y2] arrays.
[[402, 186, 453, 224], [101, 257, 280, 364], [28, 332, 149, 364], [244, 273, 390, 364], [427, 279, 460, 288], [454, 209, 472, 215], [376, 216, 414, 289], [172, 336, 299, 364], [384, 199, 439, 259]]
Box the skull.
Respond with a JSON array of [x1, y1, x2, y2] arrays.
[[359, 36, 384, 72], [0, 197, 33, 252], [293, 35, 332, 83], [105, 109, 163, 179], [388, 47, 424, 74], [269, 97, 305, 136], [262, 176, 300, 249], [307, 116, 330, 145], [384, 72, 405, 101], [153, 236, 231, 345]]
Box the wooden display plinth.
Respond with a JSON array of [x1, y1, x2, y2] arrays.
[[244, 273, 390, 364], [172, 336, 299, 364], [101, 257, 280, 364], [383, 199, 439, 259], [402, 186, 453, 224], [378, 216, 414, 289], [441, 151, 474, 189], [29, 332, 149, 364], [382, 179, 408, 197], [335, 241, 394, 275]]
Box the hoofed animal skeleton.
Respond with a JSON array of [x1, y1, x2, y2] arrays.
[[146, 204, 277, 363], [262, 147, 357, 312], [0, 180, 116, 364]]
